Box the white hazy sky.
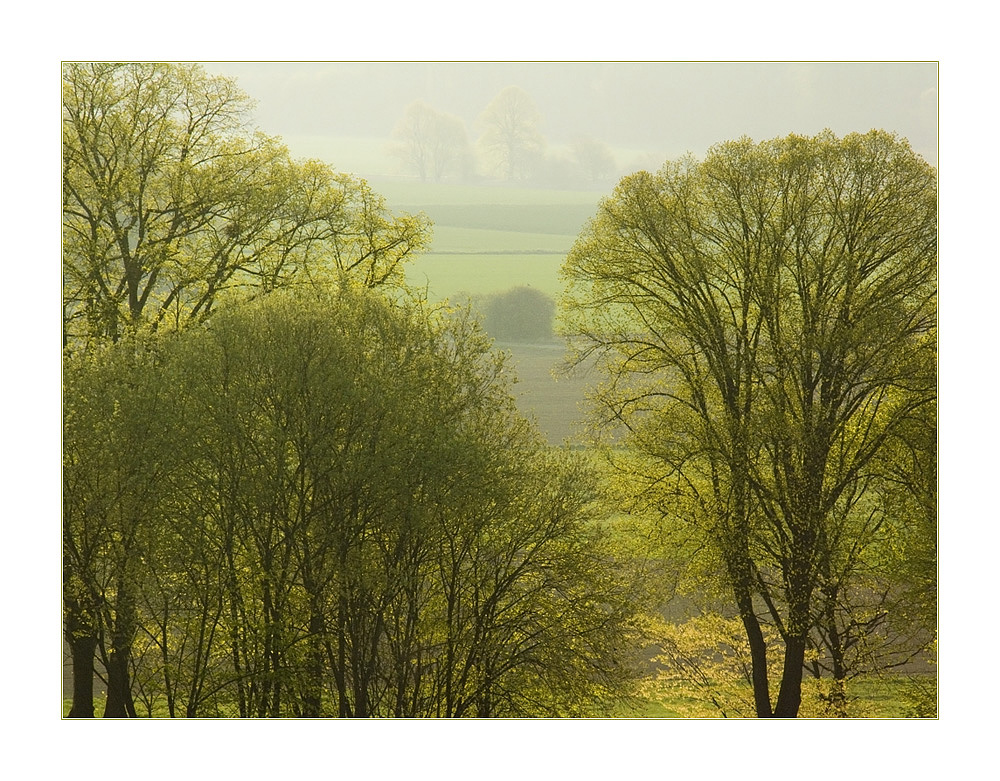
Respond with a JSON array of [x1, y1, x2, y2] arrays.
[[203, 61, 938, 175]]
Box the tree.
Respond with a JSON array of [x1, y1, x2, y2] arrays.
[[476, 86, 546, 181], [62, 62, 428, 347], [560, 130, 937, 717], [389, 101, 472, 182], [63, 334, 182, 717]]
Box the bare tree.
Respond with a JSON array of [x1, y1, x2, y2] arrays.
[[571, 136, 617, 183], [476, 86, 546, 181]]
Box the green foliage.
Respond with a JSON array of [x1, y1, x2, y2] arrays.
[[62, 61, 435, 717], [64, 286, 648, 717], [63, 329, 186, 716], [631, 671, 936, 719], [635, 613, 936, 718]]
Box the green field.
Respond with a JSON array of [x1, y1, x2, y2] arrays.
[[429, 225, 572, 253], [375, 179, 605, 209], [498, 342, 596, 445], [412, 203, 594, 236], [374, 180, 601, 303], [408, 255, 566, 302]]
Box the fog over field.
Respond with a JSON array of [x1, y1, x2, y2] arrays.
[[203, 61, 938, 176]]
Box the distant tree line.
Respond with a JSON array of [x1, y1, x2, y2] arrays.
[[389, 86, 617, 186]]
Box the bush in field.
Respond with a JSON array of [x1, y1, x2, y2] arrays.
[[480, 286, 555, 343]]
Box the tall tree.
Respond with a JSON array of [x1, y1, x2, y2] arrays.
[[560, 130, 937, 717], [476, 86, 546, 181], [63, 334, 181, 717]]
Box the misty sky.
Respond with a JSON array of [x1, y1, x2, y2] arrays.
[[203, 61, 938, 175]]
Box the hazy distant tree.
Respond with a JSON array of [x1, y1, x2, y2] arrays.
[[571, 136, 617, 183], [537, 152, 583, 189], [477, 86, 546, 181], [389, 101, 472, 182]]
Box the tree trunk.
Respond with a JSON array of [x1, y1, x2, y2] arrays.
[[736, 590, 773, 718], [773, 634, 807, 717], [103, 649, 137, 717], [64, 550, 99, 717], [334, 588, 352, 717], [103, 574, 139, 718], [66, 630, 97, 718], [728, 531, 773, 718], [301, 606, 325, 718], [773, 560, 813, 717], [822, 588, 849, 717]]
